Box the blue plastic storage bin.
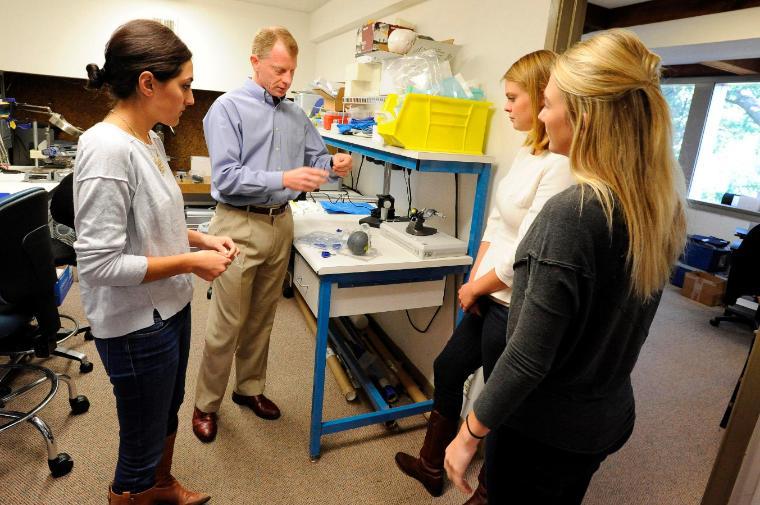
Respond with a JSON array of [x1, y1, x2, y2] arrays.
[[681, 237, 730, 272]]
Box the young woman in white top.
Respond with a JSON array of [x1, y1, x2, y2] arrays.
[[74, 19, 237, 504], [394, 50, 576, 503]]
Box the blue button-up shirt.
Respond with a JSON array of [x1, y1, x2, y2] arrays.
[[203, 79, 333, 206]]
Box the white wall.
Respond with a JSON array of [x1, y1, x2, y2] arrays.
[[621, 9, 760, 241], [0, 0, 314, 93], [310, 0, 553, 380], [686, 207, 757, 243]]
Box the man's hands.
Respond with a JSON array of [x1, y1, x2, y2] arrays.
[[283, 167, 329, 192], [282, 155, 352, 192], [331, 153, 352, 178]]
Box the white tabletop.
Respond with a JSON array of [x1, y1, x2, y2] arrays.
[[319, 129, 495, 165], [0, 173, 59, 194], [293, 213, 471, 276]]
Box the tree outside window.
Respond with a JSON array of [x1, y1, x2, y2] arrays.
[[688, 82, 760, 206], [662, 83, 695, 160]]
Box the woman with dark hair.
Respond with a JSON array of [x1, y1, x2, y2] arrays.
[[74, 19, 236, 504]]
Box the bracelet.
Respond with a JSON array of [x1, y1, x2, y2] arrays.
[[465, 415, 486, 440]]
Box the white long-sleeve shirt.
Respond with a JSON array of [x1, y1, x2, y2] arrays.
[[73, 122, 193, 338], [475, 146, 574, 304]]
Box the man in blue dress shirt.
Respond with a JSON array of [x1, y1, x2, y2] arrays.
[[192, 26, 352, 442]]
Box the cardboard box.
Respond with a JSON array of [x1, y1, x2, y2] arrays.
[[356, 22, 404, 55], [312, 86, 345, 112], [681, 271, 726, 306]]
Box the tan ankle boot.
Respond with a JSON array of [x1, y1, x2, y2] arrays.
[[394, 410, 459, 497], [108, 485, 156, 505], [152, 432, 211, 505]]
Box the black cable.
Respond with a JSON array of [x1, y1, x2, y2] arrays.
[[343, 155, 365, 193], [405, 168, 412, 216], [454, 173, 459, 238], [406, 306, 442, 333]]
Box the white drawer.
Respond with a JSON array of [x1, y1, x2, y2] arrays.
[[293, 253, 445, 318]]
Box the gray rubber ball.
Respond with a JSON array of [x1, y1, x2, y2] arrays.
[[347, 231, 369, 255]]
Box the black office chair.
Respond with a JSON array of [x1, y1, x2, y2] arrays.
[[709, 225, 760, 428], [49, 172, 94, 346], [0, 187, 90, 477], [710, 224, 760, 332]]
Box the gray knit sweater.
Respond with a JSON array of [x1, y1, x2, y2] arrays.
[[473, 185, 662, 453], [73, 122, 193, 339]]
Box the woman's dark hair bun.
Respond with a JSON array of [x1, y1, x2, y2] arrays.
[[85, 63, 106, 90]]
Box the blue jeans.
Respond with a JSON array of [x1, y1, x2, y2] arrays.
[[95, 304, 191, 494]]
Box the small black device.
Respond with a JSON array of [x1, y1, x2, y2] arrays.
[[406, 208, 440, 236]]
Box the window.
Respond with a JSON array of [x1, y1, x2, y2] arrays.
[[663, 77, 760, 217], [662, 84, 695, 159], [689, 82, 760, 206]]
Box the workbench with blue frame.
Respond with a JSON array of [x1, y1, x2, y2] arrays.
[[300, 133, 493, 460]]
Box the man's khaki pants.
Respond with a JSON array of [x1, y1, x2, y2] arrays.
[[194, 203, 293, 413]]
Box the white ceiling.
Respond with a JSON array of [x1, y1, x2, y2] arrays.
[[236, 0, 331, 13], [589, 0, 650, 7]]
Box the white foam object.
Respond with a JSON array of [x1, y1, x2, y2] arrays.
[[388, 29, 417, 54]]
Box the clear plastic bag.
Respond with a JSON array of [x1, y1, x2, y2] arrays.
[[380, 50, 448, 96]]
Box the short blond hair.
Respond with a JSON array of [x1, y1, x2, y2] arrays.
[[252, 26, 298, 58], [503, 50, 557, 153]]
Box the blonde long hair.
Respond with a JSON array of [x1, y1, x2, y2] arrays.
[[552, 29, 686, 300], [503, 49, 557, 153]]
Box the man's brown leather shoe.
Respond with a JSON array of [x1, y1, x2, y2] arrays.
[[231, 392, 281, 420], [192, 407, 217, 443]]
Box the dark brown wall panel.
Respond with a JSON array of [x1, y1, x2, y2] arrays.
[[3, 71, 221, 171]]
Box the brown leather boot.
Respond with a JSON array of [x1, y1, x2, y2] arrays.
[[394, 410, 459, 497], [108, 485, 156, 504], [152, 432, 211, 505], [463, 465, 488, 504]]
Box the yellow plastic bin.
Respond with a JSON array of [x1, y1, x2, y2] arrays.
[[376, 94, 492, 155]]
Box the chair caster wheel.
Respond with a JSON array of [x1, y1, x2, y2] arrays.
[[283, 286, 294, 298], [79, 361, 94, 373], [710, 318, 719, 327], [84, 330, 94, 341], [69, 395, 90, 415], [48, 453, 73, 477]]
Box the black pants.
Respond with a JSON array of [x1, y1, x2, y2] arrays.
[[432, 298, 509, 419], [485, 425, 631, 505]]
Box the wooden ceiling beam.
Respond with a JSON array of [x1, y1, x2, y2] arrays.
[[662, 63, 730, 78], [701, 60, 758, 75], [584, 0, 760, 33]]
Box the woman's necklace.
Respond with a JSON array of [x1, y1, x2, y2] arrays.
[[109, 109, 167, 174]]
